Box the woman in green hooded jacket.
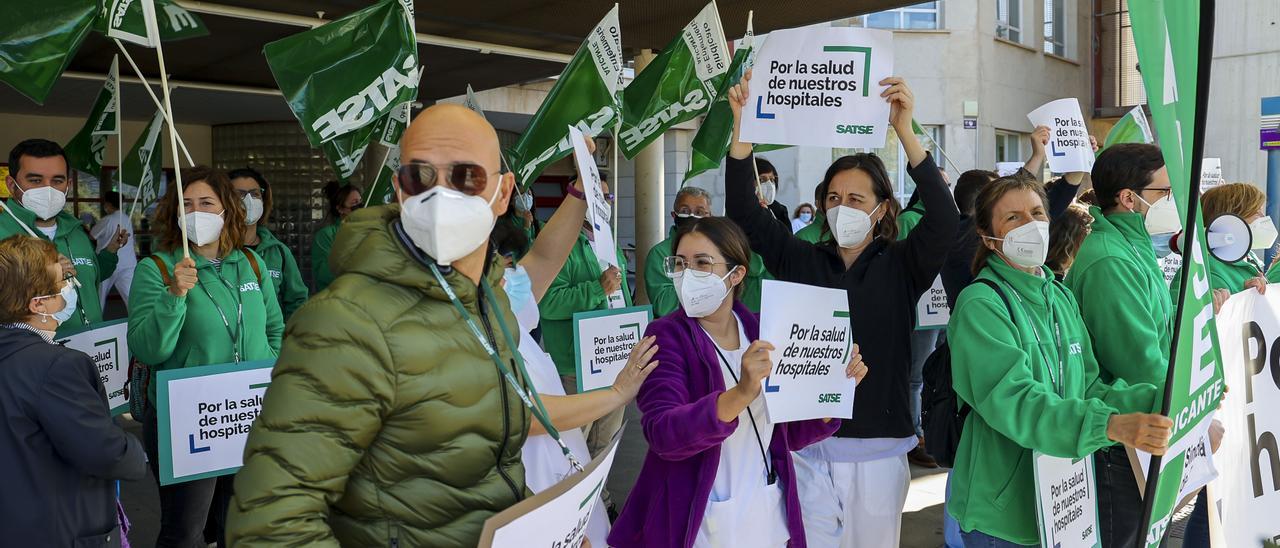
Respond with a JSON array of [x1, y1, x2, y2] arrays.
[[311, 181, 362, 293], [128, 166, 284, 548], [229, 168, 309, 321], [947, 174, 1172, 546]]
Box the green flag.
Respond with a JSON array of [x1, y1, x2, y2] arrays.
[[65, 56, 120, 176], [1128, 1, 1226, 546], [123, 109, 165, 215], [366, 147, 400, 207], [0, 0, 97, 104], [1100, 105, 1156, 153], [96, 0, 208, 46], [264, 0, 420, 149], [463, 84, 511, 172], [685, 47, 751, 182], [619, 2, 729, 159], [510, 5, 623, 188], [322, 101, 410, 181]]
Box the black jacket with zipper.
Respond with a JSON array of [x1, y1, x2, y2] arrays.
[[725, 152, 960, 439], [0, 326, 146, 547]]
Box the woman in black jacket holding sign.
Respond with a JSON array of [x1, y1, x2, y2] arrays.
[[0, 235, 146, 547], [723, 71, 960, 547]]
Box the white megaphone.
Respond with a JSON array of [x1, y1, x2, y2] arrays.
[[1206, 214, 1252, 263]]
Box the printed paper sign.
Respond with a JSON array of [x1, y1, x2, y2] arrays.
[[156, 360, 274, 485], [1132, 419, 1219, 508], [1212, 288, 1280, 548], [741, 27, 894, 149], [916, 275, 949, 330], [758, 279, 856, 423], [1161, 253, 1183, 286], [1027, 98, 1094, 174], [574, 306, 653, 392], [480, 429, 622, 548], [56, 319, 130, 415], [1032, 451, 1102, 548], [569, 124, 625, 309], [996, 162, 1022, 177], [1200, 158, 1223, 190]]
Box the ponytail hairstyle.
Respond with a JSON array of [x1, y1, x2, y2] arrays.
[[971, 172, 1047, 275], [815, 154, 901, 243]]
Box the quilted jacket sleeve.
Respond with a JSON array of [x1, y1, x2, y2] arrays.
[[226, 296, 396, 547]]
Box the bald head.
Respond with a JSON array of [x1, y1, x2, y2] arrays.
[[400, 104, 502, 171]]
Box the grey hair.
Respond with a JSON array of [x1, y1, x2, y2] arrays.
[[676, 186, 712, 202]]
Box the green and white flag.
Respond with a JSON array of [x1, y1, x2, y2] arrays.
[[321, 118, 380, 180], [96, 0, 209, 46], [619, 1, 729, 159], [0, 0, 98, 104], [1100, 105, 1156, 154], [65, 55, 121, 176], [124, 109, 166, 214], [1128, 1, 1226, 546], [363, 101, 411, 206], [686, 16, 755, 182], [264, 0, 419, 149], [463, 84, 511, 172], [510, 5, 623, 188]]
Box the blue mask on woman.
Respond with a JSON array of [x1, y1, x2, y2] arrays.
[[504, 266, 533, 312], [799, 212, 813, 223], [54, 280, 78, 323], [1151, 233, 1175, 258]]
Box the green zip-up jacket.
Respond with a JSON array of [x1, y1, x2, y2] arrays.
[[792, 202, 922, 244], [250, 226, 308, 321], [311, 220, 340, 292], [1169, 251, 1280, 299], [127, 247, 284, 403], [1064, 207, 1173, 388], [227, 206, 531, 547], [643, 226, 772, 317], [948, 257, 1158, 545], [539, 232, 633, 376], [1, 200, 117, 336]]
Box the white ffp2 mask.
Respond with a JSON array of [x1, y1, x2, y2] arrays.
[[243, 195, 264, 225], [19, 185, 67, 220], [1250, 216, 1278, 250], [184, 211, 225, 246], [399, 185, 498, 265], [984, 220, 1050, 269], [826, 202, 881, 248], [675, 268, 736, 318]]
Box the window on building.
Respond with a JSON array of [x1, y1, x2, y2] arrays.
[[1117, 2, 1147, 106], [996, 0, 1022, 42], [1043, 0, 1066, 56], [996, 131, 1025, 164], [832, 125, 944, 206], [856, 2, 943, 30]]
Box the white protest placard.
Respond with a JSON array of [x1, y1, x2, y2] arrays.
[[574, 305, 653, 392], [568, 124, 625, 309], [1161, 253, 1183, 286], [56, 319, 130, 415], [916, 275, 949, 330], [1212, 288, 1280, 548], [741, 27, 894, 149], [996, 162, 1023, 177], [480, 428, 622, 548], [1032, 452, 1101, 548], [758, 279, 855, 423], [1131, 419, 1218, 509], [156, 360, 274, 485], [1200, 158, 1223, 190], [1027, 98, 1094, 174]]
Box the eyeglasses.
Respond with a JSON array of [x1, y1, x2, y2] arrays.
[[1141, 186, 1173, 197], [396, 162, 490, 197], [235, 188, 264, 199], [663, 256, 735, 278], [758, 175, 778, 184]]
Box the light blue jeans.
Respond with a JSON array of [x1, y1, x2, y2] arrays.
[[959, 529, 1038, 547]]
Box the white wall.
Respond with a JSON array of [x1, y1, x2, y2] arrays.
[[1203, 0, 1280, 187], [0, 112, 213, 169]]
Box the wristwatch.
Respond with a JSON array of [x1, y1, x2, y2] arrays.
[[564, 182, 586, 200]]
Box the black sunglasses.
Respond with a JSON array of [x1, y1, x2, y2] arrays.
[[396, 162, 489, 197]]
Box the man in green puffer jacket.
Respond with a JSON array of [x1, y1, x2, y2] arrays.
[[228, 105, 535, 547], [2, 139, 127, 337]]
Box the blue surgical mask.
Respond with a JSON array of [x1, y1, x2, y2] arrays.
[[504, 266, 538, 333], [799, 212, 813, 223], [1151, 233, 1174, 258], [35, 280, 78, 326]]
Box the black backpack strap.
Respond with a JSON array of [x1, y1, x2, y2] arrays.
[[972, 278, 1015, 319]]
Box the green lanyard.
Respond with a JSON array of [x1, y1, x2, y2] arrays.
[[197, 265, 244, 363], [1000, 274, 1066, 397], [428, 263, 584, 473]]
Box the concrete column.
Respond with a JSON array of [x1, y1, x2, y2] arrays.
[[633, 49, 665, 305]]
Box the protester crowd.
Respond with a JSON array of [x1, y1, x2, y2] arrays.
[[5, 66, 1257, 548]]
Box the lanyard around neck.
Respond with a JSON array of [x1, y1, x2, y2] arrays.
[[197, 265, 243, 363], [428, 263, 583, 473], [710, 343, 777, 485], [999, 274, 1066, 397]]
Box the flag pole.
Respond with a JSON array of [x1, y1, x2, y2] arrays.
[[151, 33, 189, 258], [612, 118, 621, 244], [114, 56, 125, 215], [114, 39, 196, 168], [367, 146, 392, 208]]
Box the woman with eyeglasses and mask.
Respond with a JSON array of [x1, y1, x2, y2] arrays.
[[229, 168, 309, 321], [947, 173, 1172, 547], [609, 217, 867, 548], [128, 166, 284, 548], [755, 157, 789, 226], [311, 181, 362, 293], [0, 235, 146, 547], [722, 71, 959, 547]]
